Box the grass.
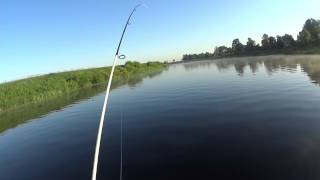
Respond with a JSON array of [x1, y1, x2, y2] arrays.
[[0, 85, 105, 133], [0, 61, 167, 112]]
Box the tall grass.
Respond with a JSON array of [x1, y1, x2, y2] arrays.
[[0, 61, 167, 112]]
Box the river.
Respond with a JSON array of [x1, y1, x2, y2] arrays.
[[1, 55, 320, 180]]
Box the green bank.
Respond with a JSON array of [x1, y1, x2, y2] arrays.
[[0, 61, 167, 112]]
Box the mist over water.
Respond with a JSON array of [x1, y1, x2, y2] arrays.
[[1, 55, 320, 180]]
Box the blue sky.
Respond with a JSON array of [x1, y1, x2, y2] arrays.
[[1, 0, 320, 82]]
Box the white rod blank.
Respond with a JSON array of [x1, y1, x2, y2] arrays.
[[91, 5, 141, 180], [91, 55, 118, 180]]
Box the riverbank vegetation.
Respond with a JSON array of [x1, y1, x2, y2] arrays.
[[183, 18, 320, 61], [0, 61, 167, 112], [0, 85, 106, 133]]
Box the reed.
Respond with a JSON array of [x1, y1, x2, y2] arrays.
[[0, 61, 167, 112]]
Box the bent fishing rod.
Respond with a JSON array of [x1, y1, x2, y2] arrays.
[[91, 4, 142, 180]]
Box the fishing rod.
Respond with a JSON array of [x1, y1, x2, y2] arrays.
[[91, 4, 142, 180]]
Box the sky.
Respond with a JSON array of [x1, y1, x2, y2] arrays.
[[1, 0, 320, 82]]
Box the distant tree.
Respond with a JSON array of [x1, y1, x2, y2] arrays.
[[246, 38, 256, 51], [276, 35, 284, 49], [204, 52, 211, 58], [276, 34, 295, 49], [261, 34, 269, 48], [186, 18, 319, 59], [182, 55, 188, 60], [298, 29, 312, 45], [214, 46, 230, 56], [183, 52, 213, 60], [282, 34, 295, 48], [213, 46, 219, 56], [303, 18, 320, 44], [232, 39, 244, 55], [268, 36, 277, 48]]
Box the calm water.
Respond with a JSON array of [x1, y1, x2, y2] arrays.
[[1, 55, 320, 180]]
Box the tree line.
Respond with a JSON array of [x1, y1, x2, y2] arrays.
[[183, 18, 320, 60]]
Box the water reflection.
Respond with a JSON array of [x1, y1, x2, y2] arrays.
[[0, 70, 165, 134], [248, 60, 261, 74], [184, 55, 320, 84], [234, 61, 247, 76], [2, 55, 320, 180], [183, 61, 214, 71]]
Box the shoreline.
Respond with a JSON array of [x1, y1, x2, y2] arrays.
[[0, 61, 168, 112], [172, 53, 320, 64]]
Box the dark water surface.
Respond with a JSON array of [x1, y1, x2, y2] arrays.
[[1, 55, 320, 180]]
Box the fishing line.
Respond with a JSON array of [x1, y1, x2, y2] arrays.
[[120, 96, 124, 180]]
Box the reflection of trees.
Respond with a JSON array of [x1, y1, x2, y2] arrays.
[[297, 56, 320, 85], [215, 57, 262, 75], [215, 60, 234, 71], [248, 61, 259, 73], [198, 55, 320, 83], [215, 57, 266, 75], [261, 55, 320, 83], [0, 69, 165, 133], [183, 61, 213, 71], [213, 56, 309, 76], [263, 57, 285, 74], [283, 61, 298, 72], [234, 61, 247, 76]]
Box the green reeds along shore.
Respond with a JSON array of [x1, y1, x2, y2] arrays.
[[0, 61, 167, 112]]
